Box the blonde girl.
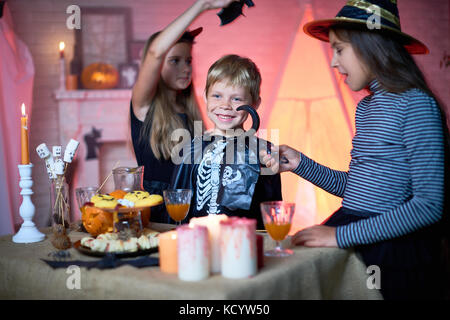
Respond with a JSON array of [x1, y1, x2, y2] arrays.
[[130, 0, 237, 222]]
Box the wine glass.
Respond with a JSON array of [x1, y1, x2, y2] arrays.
[[75, 186, 98, 217], [260, 201, 295, 257], [163, 189, 193, 225]]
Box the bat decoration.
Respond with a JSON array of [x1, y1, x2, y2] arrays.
[[218, 0, 255, 26], [237, 105, 260, 133]]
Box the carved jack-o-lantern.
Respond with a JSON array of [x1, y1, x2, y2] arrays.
[[81, 190, 152, 236], [81, 63, 119, 89], [81, 204, 114, 236]]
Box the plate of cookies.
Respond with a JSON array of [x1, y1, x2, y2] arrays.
[[74, 230, 160, 258], [91, 190, 164, 212]]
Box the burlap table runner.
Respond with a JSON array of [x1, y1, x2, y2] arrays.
[[0, 223, 382, 300]]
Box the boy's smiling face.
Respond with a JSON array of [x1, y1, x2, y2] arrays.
[[205, 79, 259, 136]]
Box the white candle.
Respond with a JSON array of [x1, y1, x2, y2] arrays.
[[177, 224, 210, 281], [59, 42, 66, 90], [220, 217, 257, 279], [189, 214, 229, 273]]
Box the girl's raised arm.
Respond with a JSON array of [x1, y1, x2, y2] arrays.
[[131, 0, 237, 120]]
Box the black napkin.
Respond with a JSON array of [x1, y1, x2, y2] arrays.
[[218, 0, 255, 26], [42, 254, 159, 270]]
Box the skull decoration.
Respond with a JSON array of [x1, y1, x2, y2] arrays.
[[54, 159, 65, 175], [36, 143, 51, 159], [63, 139, 80, 163], [52, 146, 62, 157], [36, 143, 56, 179]]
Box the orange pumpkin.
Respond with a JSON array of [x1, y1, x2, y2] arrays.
[[81, 204, 114, 236], [81, 63, 119, 89], [81, 204, 151, 236]]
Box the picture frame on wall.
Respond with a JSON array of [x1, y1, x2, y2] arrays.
[[75, 7, 132, 73]]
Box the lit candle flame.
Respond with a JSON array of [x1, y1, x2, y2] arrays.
[[59, 41, 65, 52], [21, 103, 26, 117]]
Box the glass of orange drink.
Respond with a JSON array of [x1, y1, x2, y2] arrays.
[[75, 186, 98, 217], [260, 201, 295, 257], [163, 189, 193, 225]]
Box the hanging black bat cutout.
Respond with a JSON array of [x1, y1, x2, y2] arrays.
[[218, 0, 255, 26], [84, 126, 102, 160], [0, 1, 4, 19]]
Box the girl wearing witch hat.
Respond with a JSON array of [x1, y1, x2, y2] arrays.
[[130, 1, 238, 223], [262, 0, 449, 300]]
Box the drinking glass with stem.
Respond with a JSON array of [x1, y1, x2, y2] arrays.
[[260, 201, 295, 257], [163, 189, 193, 226]]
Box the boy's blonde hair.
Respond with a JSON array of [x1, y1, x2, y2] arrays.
[[205, 55, 261, 104]]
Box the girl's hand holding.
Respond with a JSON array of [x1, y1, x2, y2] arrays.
[[200, 0, 239, 10], [291, 225, 337, 247], [260, 144, 301, 174]]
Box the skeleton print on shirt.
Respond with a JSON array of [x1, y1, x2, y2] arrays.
[[196, 139, 242, 214], [222, 166, 242, 186]]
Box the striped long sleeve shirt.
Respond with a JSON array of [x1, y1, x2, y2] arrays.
[[292, 80, 445, 248]]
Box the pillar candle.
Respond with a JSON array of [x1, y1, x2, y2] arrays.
[[189, 214, 229, 273], [177, 224, 209, 281], [220, 217, 257, 279], [20, 103, 29, 165], [66, 74, 78, 90], [158, 230, 178, 274]]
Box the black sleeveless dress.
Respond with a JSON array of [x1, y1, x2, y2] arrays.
[[130, 102, 190, 223]]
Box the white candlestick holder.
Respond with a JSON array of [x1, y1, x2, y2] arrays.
[[12, 163, 45, 243]]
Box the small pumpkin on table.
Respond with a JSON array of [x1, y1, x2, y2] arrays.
[[80, 190, 163, 237]]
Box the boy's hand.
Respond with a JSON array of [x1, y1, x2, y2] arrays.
[[260, 144, 301, 173], [200, 0, 239, 10], [291, 225, 338, 247]]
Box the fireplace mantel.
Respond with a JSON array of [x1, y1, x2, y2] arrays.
[[54, 89, 132, 100], [54, 88, 133, 219]]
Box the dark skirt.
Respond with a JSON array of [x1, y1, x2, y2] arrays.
[[323, 207, 446, 300]]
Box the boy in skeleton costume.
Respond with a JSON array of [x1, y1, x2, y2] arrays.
[[170, 55, 282, 229]]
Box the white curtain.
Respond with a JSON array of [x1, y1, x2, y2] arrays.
[[0, 2, 35, 236]]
